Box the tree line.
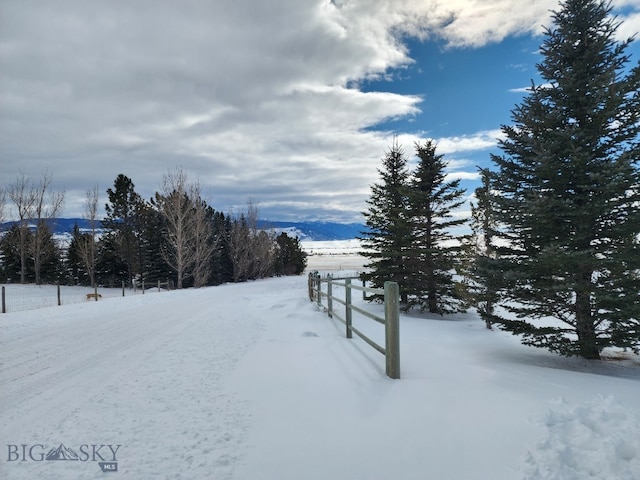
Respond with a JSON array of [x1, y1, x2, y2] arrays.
[[361, 0, 639, 359], [0, 169, 307, 288]]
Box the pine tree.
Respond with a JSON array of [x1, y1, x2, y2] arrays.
[[359, 138, 412, 303], [35, 224, 62, 284], [66, 223, 91, 285], [0, 225, 30, 282], [136, 200, 171, 287], [95, 232, 129, 288], [405, 140, 468, 313], [462, 168, 501, 328], [210, 212, 234, 285], [103, 174, 144, 288], [487, 0, 640, 358], [275, 232, 308, 275]]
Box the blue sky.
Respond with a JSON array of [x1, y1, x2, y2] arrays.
[[364, 35, 542, 136], [1, 0, 639, 223], [362, 33, 549, 207], [362, 24, 639, 212]]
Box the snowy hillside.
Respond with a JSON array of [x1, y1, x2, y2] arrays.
[[1, 250, 639, 479], [0, 219, 365, 242]]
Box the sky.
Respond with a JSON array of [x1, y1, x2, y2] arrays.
[[1, 0, 639, 223]]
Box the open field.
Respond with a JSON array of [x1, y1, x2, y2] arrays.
[[1, 241, 638, 480], [302, 239, 368, 276]]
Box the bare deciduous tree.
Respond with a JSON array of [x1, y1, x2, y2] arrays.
[[0, 186, 6, 225], [228, 212, 251, 282], [246, 201, 275, 279], [190, 181, 217, 288], [227, 201, 275, 282], [78, 185, 99, 290], [156, 168, 195, 289], [31, 170, 65, 284], [9, 172, 36, 283]]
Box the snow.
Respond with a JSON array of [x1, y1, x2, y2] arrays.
[[1, 241, 639, 480], [0, 284, 158, 313]]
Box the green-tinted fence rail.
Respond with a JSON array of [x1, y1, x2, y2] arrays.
[[308, 272, 400, 379]]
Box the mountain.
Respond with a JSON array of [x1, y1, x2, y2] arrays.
[[1, 218, 364, 241], [259, 221, 363, 241], [45, 443, 79, 461]]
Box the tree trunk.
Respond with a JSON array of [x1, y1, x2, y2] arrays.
[[19, 227, 27, 284], [575, 289, 600, 359]]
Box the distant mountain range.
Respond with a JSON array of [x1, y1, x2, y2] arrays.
[[0, 218, 364, 241]]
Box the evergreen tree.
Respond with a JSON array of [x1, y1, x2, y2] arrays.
[[103, 174, 144, 287], [405, 140, 468, 313], [487, 0, 640, 358], [0, 225, 29, 283], [274, 232, 308, 275], [95, 232, 129, 288], [211, 212, 234, 285], [136, 200, 171, 286], [359, 139, 412, 303], [35, 224, 62, 284], [66, 223, 91, 285], [462, 168, 501, 328]]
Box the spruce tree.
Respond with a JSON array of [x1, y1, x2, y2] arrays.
[[461, 168, 501, 328], [275, 232, 308, 275], [487, 0, 640, 358], [95, 232, 129, 288], [210, 212, 234, 285], [405, 140, 468, 313], [66, 223, 91, 285], [103, 174, 144, 287], [359, 138, 412, 303], [0, 225, 31, 282], [136, 200, 171, 286]]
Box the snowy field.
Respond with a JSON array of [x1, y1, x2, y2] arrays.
[[302, 239, 369, 277], [1, 241, 639, 480]]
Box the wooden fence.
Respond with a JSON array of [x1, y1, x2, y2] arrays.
[[308, 272, 400, 379]]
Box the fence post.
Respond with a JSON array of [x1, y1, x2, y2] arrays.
[[362, 278, 366, 300], [2, 286, 5, 313], [327, 277, 333, 318], [345, 278, 353, 339], [94, 284, 98, 301], [384, 281, 400, 379], [122, 281, 125, 297], [308, 273, 313, 301], [316, 277, 322, 308], [142, 280, 145, 294], [57, 283, 61, 306]]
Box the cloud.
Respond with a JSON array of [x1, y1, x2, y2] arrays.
[[435, 130, 504, 154], [615, 11, 640, 41], [509, 82, 555, 93], [1, 0, 638, 222]]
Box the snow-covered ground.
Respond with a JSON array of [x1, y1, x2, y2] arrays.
[[0, 284, 159, 313], [1, 241, 639, 480], [302, 239, 368, 277]]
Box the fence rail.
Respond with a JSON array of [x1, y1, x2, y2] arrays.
[[308, 272, 400, 379]]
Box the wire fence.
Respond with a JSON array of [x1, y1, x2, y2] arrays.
[[1, 282, 170, 314]]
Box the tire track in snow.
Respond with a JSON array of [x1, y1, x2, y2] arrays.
[[0, 286, 266, 480]]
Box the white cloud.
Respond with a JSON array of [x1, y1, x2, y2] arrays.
[[446, 171, 481, 181], [0, 0, 638, 222], [615, 11, 640, 41], [509, 82, 554, 93], [436, 130, 504, 154]]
